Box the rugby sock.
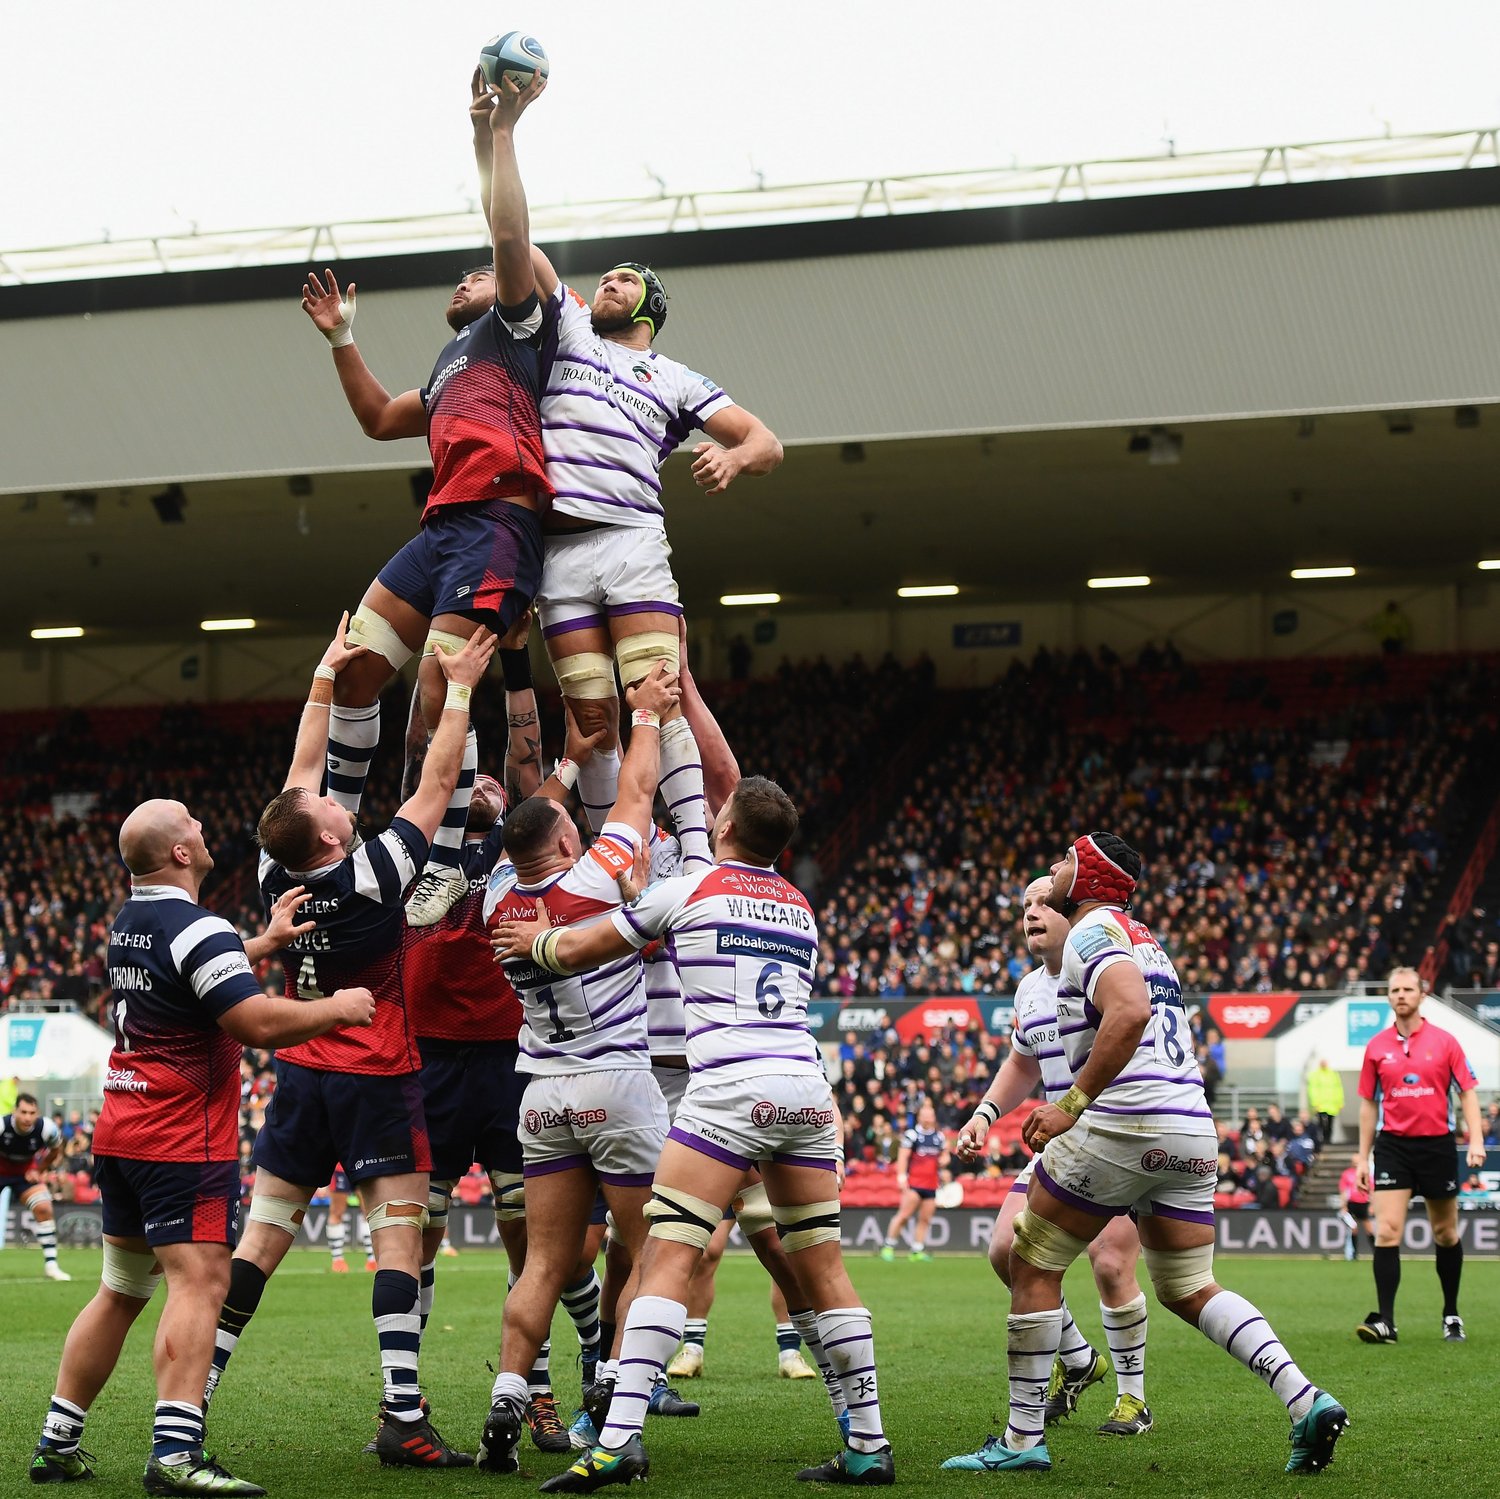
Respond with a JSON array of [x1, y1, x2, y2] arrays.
[[578, 745, 620, 836], [1101, 1293, 1148, 1399], [151, 1401, 204, 1465], [35, 1216, 59, 1267], [1056, 1294, 1094, 1373], [818, 1306, 886, 1455], [328, 1220, 347, 1260], [40, 1395, 87, 1454], [1004, 1308, 1061, 1452], [1196, 1290, 1316, 1421], [600, 1295, 684, 1449], [490, 1369, 528, 1416], [428, 728, 477, 874], [418, 1258, 436, 1338], [1435, 1241, 1463, 1318], [205, 1259, 267, 1405], [658, 718, 711, 870], [327, 702, 380, 815], [1373, 1244, 1401, 1322], [775, 1321, 801, 1354], [528, 1340, 553, 1398], [562, 1268, 603, 1364], [790, 1308, 848, 1418], [372, 1269, 423, 1420], [681, 1316, 708, 1350]]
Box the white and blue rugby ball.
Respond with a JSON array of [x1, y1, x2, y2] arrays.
[[479, 31, 550, 89]]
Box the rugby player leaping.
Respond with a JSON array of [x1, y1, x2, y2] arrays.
[[476, 77, 783, 834], [299, 71, 552, 925]]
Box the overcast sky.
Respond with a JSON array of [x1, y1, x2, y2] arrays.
[[3, 1, 1497, 250]]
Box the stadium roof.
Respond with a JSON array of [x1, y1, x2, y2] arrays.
[[3, 127, 1498, 286]]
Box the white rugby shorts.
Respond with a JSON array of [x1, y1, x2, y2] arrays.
[[1033, 1115, 1217, 1224], [651, 1062, 691, 1122], [519, 1068, 668, 1185], [671, 1073, 840, 1172], [538, 526, 679, 636]]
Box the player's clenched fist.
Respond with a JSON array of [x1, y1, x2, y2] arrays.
[[954, 1115, 989, 1161], [333, 987, 377, 1028]]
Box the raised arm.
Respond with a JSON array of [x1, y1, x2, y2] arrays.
[[300, 270, 426, 440], [691, 405, 784, 495], [478, 70, 546, 310], [396, 630, 496, 843], [678, 617, 741, 816], [606, 663, 680, 838], [285, 613, 370, 793]]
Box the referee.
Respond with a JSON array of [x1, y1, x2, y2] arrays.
[[1354, 967, 1485, 1343]]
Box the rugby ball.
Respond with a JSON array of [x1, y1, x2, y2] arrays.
[[479, 31, 550, 89]]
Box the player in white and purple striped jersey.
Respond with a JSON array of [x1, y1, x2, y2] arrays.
[[482, 93, 782, 838], [946, 833, 1346, 1479], [954, 877, 1151, 1439], [493, 776, 892, 1491], [475, 664, 679, 1474]]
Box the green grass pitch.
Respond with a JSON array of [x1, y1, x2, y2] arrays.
[[4, 1247, 1493, 1497]]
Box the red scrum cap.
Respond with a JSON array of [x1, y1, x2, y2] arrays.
[[1069, 832, 1140, 908]]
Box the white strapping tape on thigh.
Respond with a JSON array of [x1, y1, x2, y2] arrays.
[[427, 1180, 457, 1229], [348, 607, 415, 670], [102, 1241, 163, 1301], [733, 1181, 776, 1239], [1143, 1241, 1215, 1302], [423, 627, 469, 658], [366, 1198, 430, 1234], [553, 651, 617, 700], [248, 1196, 307, 1239], [772, 1199, 841, 1253], [614, 630, 679, 685], [644, 1185, 721, 1250], [490, 1170, 526, 1223], [1011, 1207, 1090, 1272]]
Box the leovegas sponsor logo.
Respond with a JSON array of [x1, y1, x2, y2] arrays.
[[1207, 992, 1300, 1039]]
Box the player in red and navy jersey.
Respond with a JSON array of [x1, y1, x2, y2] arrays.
[[298, 71, 554, 929], [399, 637, 607, 1455], [203, 619, 495, 1469], [31, 798, 372, 1494], [880, 1102, 950, 1261], [1, 1093, 68, 1280], [1354, 966, 1485, 1344]]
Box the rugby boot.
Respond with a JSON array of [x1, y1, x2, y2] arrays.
[[796, 1445, 896, 1484], [1043, 1350, 1108, 1422], [526, 1394, 572, 1453], [539, 1437, 649, 1493], [941, 1436, 1050, 1473], [1285, 1391, 1348, 1474], [141, 1455, 266, 1496], [30, 1444, 96, 1483]]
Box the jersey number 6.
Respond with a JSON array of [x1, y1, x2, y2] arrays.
[[756, 963, 785, 1020]]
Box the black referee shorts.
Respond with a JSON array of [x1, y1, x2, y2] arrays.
[[1372, 1132, 1459, 1200]]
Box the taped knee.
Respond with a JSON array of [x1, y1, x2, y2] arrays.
[[773, 1200, 841, 1253], [554, 651, 617, 701], [643, 1185, 721, 1250], [427, 1180, 456, 1231], [614, 631, 679, 687], [423, 627, 469, 659], [1143, 1242, 1215, 1303], [490, 1170, 526, 1223], [248, 1196, 307, 1239], [733, 1181, 776, 1239], [348, 607, 415, 670], [366, 1199, 430, 1235], [1011, 1207, 1089, 1273], [101, 1242, 162, 1301]]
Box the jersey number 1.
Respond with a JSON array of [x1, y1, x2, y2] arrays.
[[539, 986, 575, 1043], [113, 997, 131, 1053]]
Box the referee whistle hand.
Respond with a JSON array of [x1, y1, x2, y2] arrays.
[[1356, 1163, 1372, 1195], [1468, 1143, 1487, 1169]]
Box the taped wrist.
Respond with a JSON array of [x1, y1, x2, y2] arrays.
[[554, 758, 580, 792], [531, 927, 575, 976], [973, 1100, 1000, 1131], [1057, 1085, 1092, 1119], [445, 681, 472, 714]]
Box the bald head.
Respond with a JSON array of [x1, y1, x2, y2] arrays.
[[119, 799, 196, 877]]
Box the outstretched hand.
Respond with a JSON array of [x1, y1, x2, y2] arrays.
[[302, 269, 356, 345], [320, 610, 368, 675], [435, 627, 498, 689], [263, 886, 317, 950]]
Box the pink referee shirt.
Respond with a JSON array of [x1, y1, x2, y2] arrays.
[[1358, 1018, 1477, 1137]]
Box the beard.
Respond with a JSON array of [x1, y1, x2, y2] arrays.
[[590, 305, 635, 336], [446, 297, 491, 332]]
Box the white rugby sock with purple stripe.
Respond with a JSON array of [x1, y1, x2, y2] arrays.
[[818, 1306, 886, 1454], [1197, 1289, 1315, 1421], [1101, 1293, 1148, 1398], [600, 1295, 684, 1449], [578, 745, 620, 836], [1004, 1308, 1061, 1451]]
